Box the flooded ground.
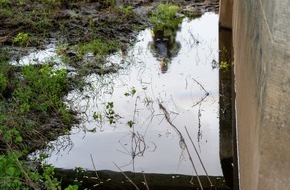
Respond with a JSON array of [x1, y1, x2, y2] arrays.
[[33, 13, 223, 178]]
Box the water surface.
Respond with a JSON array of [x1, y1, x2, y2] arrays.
[[39, 13, 221, 177]]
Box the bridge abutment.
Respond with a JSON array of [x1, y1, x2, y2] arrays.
[[220, 0, 290, 189]]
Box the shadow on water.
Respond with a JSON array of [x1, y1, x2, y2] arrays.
[[28, 13, 237, 189], [218, 27, 238, 190], [54, 169, 228, 190]]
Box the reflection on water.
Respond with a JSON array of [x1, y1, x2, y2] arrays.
[[35, 13, 224, 179], [148, 14, 182, 73]]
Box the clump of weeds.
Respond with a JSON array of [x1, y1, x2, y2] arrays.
[[150, 3, 183, 43], [0, 48, 79, 188], [150, 3, 181, 30], [118, 5, 134, 16], [0, 62, 76, 151], [77, 39, 120, 56], [12, 32, 31, 47], [56, 38, 124, 78]]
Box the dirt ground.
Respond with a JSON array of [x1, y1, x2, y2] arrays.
[[0, 0, 219, 54]]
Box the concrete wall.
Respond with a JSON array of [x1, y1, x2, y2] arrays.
[[219, 0, 233, 29], [228, 0, 290, 189]]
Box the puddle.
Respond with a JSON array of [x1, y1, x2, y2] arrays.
[[10, 43, 59, 65], [9, 42, 75, 71], [33, 13, 222, 177]]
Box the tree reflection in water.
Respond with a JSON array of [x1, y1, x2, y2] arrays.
[[148, 16, 183, 73]]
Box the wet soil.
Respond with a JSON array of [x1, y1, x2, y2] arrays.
[[0, 0, 219, 49]]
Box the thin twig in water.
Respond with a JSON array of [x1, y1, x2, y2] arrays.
[[158, 100, 204, 190], [197, 103, 202, 144], [192, 78, 209, 107], [117, 131, 146, 170], [113, 162, 140, 190], [184, 127, 215, 189], [90, 154, 102, 183], [142, 173, 150, 190]]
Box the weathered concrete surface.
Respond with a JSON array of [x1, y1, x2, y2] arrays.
[[231, 0, 290, 189], [219, 0, 233, 29]]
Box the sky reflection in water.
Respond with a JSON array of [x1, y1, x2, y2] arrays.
[[41, 13, 221, 176]]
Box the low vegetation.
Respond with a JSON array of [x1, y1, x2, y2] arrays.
[[150, 3, 183, 45], [0, 44, 80, 188]]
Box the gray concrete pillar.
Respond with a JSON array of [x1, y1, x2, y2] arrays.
[[219, 0, 233, 29], [233, 0, 290, 189]]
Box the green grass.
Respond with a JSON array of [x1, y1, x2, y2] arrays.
[[150, 3, 180, 28], [150, 3, 183, 45], [0, 53, 78, 188], [0, 0, 12, 8], [77, 39, 119, 56]]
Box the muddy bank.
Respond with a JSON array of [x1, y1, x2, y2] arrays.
[[0, 0, 219, 47], [54, 168, 228, 190]]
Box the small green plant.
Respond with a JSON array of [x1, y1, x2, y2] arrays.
[[93, 111, 104, 128], [93, 112, 101, 121], [150, 3, 180, 28], [127, 120, 135, 128], [106, 102, 116, 125], [0, 151, 76, 189], [150, 3, 183, 45], [13, 32, 30, 47], [220, 61, 229, 71], [118, 5, 133, 16], [13, 65, 70, 120], [0, 73, 7, 94], [18, 0, 26, 6], [219, 61, 233, 72], [0, 0, 12, 8], [100, 0, 116, 8], [77, 39, 119, 57], [65, 185, 79, 190], [124, 87, 137, 97]]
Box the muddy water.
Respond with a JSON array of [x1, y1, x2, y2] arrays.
[[39, 13, 222, 177]]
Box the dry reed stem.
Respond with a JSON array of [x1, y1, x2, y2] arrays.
[[90, 153, 102, 182], [184, 126, 216, 189], [113, 162, 140, 190], [158, 100, 204, 190]]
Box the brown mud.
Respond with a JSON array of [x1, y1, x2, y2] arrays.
[[0, 0, 219, 50]]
